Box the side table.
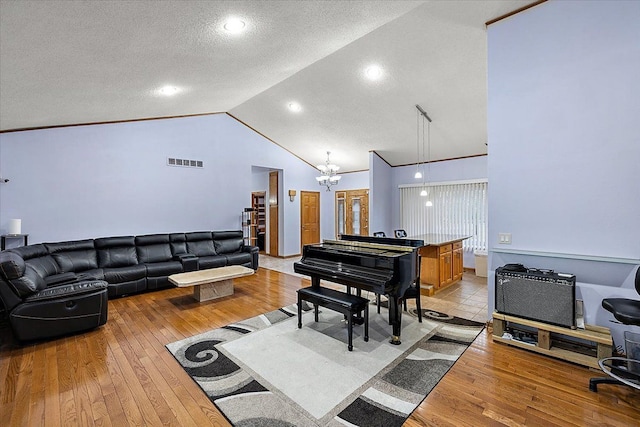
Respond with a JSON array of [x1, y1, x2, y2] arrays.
[[1, 234, 29, 251]]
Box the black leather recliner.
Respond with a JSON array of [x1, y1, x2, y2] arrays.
[[135, 234, 184, 290], [0, 229, 258, 341], [0, 250, 108, 342]]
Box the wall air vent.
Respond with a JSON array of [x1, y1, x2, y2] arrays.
[[167, 158, 204, 168]]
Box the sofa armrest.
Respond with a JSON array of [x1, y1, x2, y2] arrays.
[[173, 253, 197, 261], [45, 272, 78, 286], [24, 280, 108, 303], [242, 245, 259, 270], [173, 253, 199, 272]]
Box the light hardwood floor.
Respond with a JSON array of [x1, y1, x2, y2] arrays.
[[1, 266, 638, 426]]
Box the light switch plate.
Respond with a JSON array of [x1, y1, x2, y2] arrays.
[[498, 233, 512, 244]]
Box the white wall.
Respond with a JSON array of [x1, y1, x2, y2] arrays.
[[390, 155, 488, 267], [319, 170, 369, 241], [0, 114, 324, 257], [487, 1, 640, 346], [369, 151, 393, 235]]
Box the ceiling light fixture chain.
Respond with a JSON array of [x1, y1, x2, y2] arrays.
[[315, 151, 341, 191], [415, 104, 433, 206], [414, 108, 422, 179]]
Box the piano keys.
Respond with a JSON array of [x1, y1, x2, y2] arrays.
[[293, 238, 420, 345]]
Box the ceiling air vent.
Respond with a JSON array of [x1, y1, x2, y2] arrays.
[[167, 158, 204, 168]]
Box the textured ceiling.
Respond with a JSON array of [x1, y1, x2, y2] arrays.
[[0, 0, 537, 172]]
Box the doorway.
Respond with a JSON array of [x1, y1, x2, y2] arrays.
[[335, 189, 369, 236], [300, 191, 320, 249], [268, 171, 279, 256], [251, 192, 266, 251]]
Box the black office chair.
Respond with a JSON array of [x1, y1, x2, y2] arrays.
[[394, 229, 407, 238], [589, 266, 640, 392], [373, 232, 386, 237]]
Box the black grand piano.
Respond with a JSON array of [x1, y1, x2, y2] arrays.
[[293, 236, 423, 345]]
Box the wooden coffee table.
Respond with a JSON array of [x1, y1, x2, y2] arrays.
[[168, 265, 254, 302]]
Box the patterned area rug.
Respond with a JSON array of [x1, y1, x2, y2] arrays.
[[166, 302, 484, 427]]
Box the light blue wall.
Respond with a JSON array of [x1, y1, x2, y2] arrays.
[[390, 156, 488, 228], [487, 1, 640, 345], [390, 156, 488, 267], [0, 114, 325, 257], [319, 170, 369, 241], [369, 151, 393, 236]]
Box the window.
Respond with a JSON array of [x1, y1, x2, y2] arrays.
[[399, 180, 487, 251]]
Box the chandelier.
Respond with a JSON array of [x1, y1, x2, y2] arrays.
[[316, 151, 341, 191]]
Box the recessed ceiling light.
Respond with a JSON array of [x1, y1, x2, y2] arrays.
[[158, 86, 180, 96], [288, 102, 302, 112], [223, 17, 246, 34], [365, 65, 383, 81]]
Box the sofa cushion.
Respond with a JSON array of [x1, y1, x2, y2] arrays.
[[8, 265, 47, 297], [135, 234, 170, 246], [102, 264, 146, 284], [214, 237, 243, 254], [169, 233, 187, 256], [186, 232, 216, 257], [224, 252, 252, 266], [8, 244, 48, 260], [145, 261, 183, 277], [45, 239, 95, 253], [77, 269, 105, 281], [95, 236, 138, 268], [25, 255, 60, 279], [212, 230, 244, 241], [45, 240, 98, 273], [136, 234, 172, 263], [0, 251, 25, 280], [196, 256, 226, 269], [45, 272, 78, 286], [187, 240, 217, 257]]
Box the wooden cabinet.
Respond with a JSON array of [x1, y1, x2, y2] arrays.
[[453, 241, 463, 282], [418, 237, 467, 294], [438, 244, 453, 287]]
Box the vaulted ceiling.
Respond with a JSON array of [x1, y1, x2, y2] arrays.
[[0, 0, 537, 172]]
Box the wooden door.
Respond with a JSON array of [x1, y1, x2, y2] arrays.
[[269, 171, 278, 256], [301, 191, 320, 249], [339, 189, 369, 236]]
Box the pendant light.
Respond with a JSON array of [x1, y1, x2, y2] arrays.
[[415, 105, 433, 206], [414, 109, 422, 179]]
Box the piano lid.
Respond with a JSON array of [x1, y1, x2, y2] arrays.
[[310, 239, 416, 257]]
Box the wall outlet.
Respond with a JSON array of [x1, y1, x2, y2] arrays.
[[498, 233, 512, 244]]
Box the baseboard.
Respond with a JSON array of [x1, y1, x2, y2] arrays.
[[263, 253, 301, 259]]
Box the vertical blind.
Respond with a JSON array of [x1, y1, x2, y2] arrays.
[[400, 181, 488, 251]]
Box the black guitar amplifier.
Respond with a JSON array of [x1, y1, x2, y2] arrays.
[[495, 266, 576, 328]]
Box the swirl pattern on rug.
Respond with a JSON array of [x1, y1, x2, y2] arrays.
[[167, 304, 484, 426]]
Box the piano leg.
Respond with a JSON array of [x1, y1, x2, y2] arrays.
[[388, 295, 403, 345]]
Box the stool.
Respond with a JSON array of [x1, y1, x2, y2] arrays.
[[297, 286, 369, 351]]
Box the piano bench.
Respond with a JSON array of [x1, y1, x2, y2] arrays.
[[297, 286, 369, 351]]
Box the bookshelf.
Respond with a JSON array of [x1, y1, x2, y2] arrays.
[[252, 192, 266, 251]]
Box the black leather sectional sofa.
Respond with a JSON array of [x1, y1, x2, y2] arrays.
[[0, 230, 258, 341]]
